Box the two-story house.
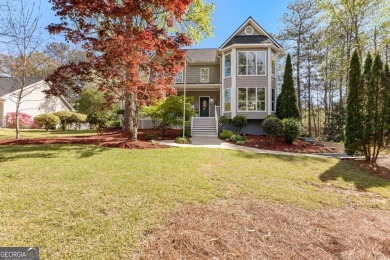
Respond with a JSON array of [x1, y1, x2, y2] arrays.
[[171, 17, 283, 136]]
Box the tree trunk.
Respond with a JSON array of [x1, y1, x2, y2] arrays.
[[297, 34, 302, 118], [15, 111, 20, 139]]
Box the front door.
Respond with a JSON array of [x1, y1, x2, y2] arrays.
[[199, 97, 210, 117]]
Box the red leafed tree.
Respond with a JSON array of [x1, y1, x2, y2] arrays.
[[45, 0, 195, 140]]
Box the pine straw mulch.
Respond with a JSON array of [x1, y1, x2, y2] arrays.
[[0, 129, 180, 149], [346, 157, 390, 180], [243, 135, 338, 154], [137, 199, 390, 260]]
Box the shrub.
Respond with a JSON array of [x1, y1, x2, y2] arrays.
[[218, 115, 228, 125], [87, 113, 109, 135], [69, 113, 88, 130], [54, 111, 73, 131], [145, 133, 158, 141], [219, 130, 234, 140], [34, 114, 60, 131], [261, 116, 283, 145], [175, 137, 191, 144], [231, 115, 247, 134], [230, 134, 245, 143], [181, 128, 192, 138], [5, 112, 34, 129], [236, 140, 245, 145], [282, 118, 302, 144]]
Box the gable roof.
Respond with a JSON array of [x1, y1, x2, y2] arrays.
[[219, 17, 282, 50], [0, 77, 44, 97], [185, 49, 219, 64]]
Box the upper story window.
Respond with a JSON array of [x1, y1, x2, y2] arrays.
[[175, 70, 184, 83], [224, 53, 231, 78], [272, 52, 276, 77], [237, 51, 266, 76], [200, 68, 209, 83]]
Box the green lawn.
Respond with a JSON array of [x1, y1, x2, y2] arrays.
[[0, 145, 389, 258], [0, 129, 97, 139]]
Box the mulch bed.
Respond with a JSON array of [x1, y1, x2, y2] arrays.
[[0, 129, 181, 150], [242, 135, 337, 154], [346, 158, 390, 180], [137, 199, 390, 259]]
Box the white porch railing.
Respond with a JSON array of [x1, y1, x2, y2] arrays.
[[214, 105, 220, 135]]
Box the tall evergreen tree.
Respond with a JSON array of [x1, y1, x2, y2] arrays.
[[345, 50, 363, 155], [276, 54, 300, 119]]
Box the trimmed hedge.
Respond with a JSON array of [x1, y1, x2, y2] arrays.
[[34, 113, 60, 131]]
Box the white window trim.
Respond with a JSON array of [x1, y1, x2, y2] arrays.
[[237, 87, 267, 112], [245, 26, 254, 35], [175, 70, 184, 83], [200, 67, 209, 83], [237, 51, 267, 76], [224, 53, 232, 79], [224, 88, 231, 112]]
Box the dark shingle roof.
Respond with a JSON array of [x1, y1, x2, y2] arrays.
[[224, 35, 271, 48], [0, 77, 43, 97], [185, 49, 219, 64]]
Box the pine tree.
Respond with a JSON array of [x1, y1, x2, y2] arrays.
[[345, 50, 363, 155], [276, 54, 300, 119]]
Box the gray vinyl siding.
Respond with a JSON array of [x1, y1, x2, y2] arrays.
[[224, 77, 232, 88], [236, 111, 268, 119], [185, 65, 220, 84], [237, 76, 268, 87], [224, 112, 232, 119]]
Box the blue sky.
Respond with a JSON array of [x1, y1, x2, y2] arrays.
[[39, 0, 291, 48]]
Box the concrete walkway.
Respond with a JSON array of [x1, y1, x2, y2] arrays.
[[159, 136, 332, 158]]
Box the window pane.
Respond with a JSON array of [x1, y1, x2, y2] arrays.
[[175, 71, 183, 83], [224, 102, 231, 111], [225, 54, 231, 78], [272, 53, 275, 76], [238, 65, 246, 75], [238, 88, 246, 111], [248, 88, 256, 111], [224, 88, 231, 112], [248, 52, 256, 75], [257, 51, 266, 75], [238, 52, 247, 66], [257, 88, 266, 110], [272, 88, 275, 111]]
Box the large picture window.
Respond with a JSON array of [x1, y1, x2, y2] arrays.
[[224, 88, 231, 112], [237, 51, 266, 76], [224, 53, 231, 78], [237, 87, 267, 112]]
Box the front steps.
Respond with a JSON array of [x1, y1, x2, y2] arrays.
[[192, 117, 217, 137]]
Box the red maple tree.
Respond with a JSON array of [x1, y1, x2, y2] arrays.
[[45, 0, 193, 139]]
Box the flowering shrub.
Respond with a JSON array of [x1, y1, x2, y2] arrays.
[[5, 112, 34, 129]]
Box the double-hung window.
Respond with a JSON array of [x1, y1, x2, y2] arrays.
[[237, 51, 266, 76], [237, 87, 267, 112], [200, 68, 209, 83], [175, 70, 184, 83], [224, 53, 231, 78], [224, 88, 231, 112]]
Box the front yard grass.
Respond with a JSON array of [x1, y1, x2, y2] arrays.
[[0, 145, 389, 258], [0, 128, 96, 139]]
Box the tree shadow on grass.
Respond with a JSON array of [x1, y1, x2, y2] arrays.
[[232, 150, 331, 163], [319, 160, 390, 191], [0, 144, 108, 162]]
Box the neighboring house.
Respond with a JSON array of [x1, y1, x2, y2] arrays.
[[170, 17, 283, 136], [0, 77, 74, 127]]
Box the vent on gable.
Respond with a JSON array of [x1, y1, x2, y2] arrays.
[[244, 26, 254, 35]]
